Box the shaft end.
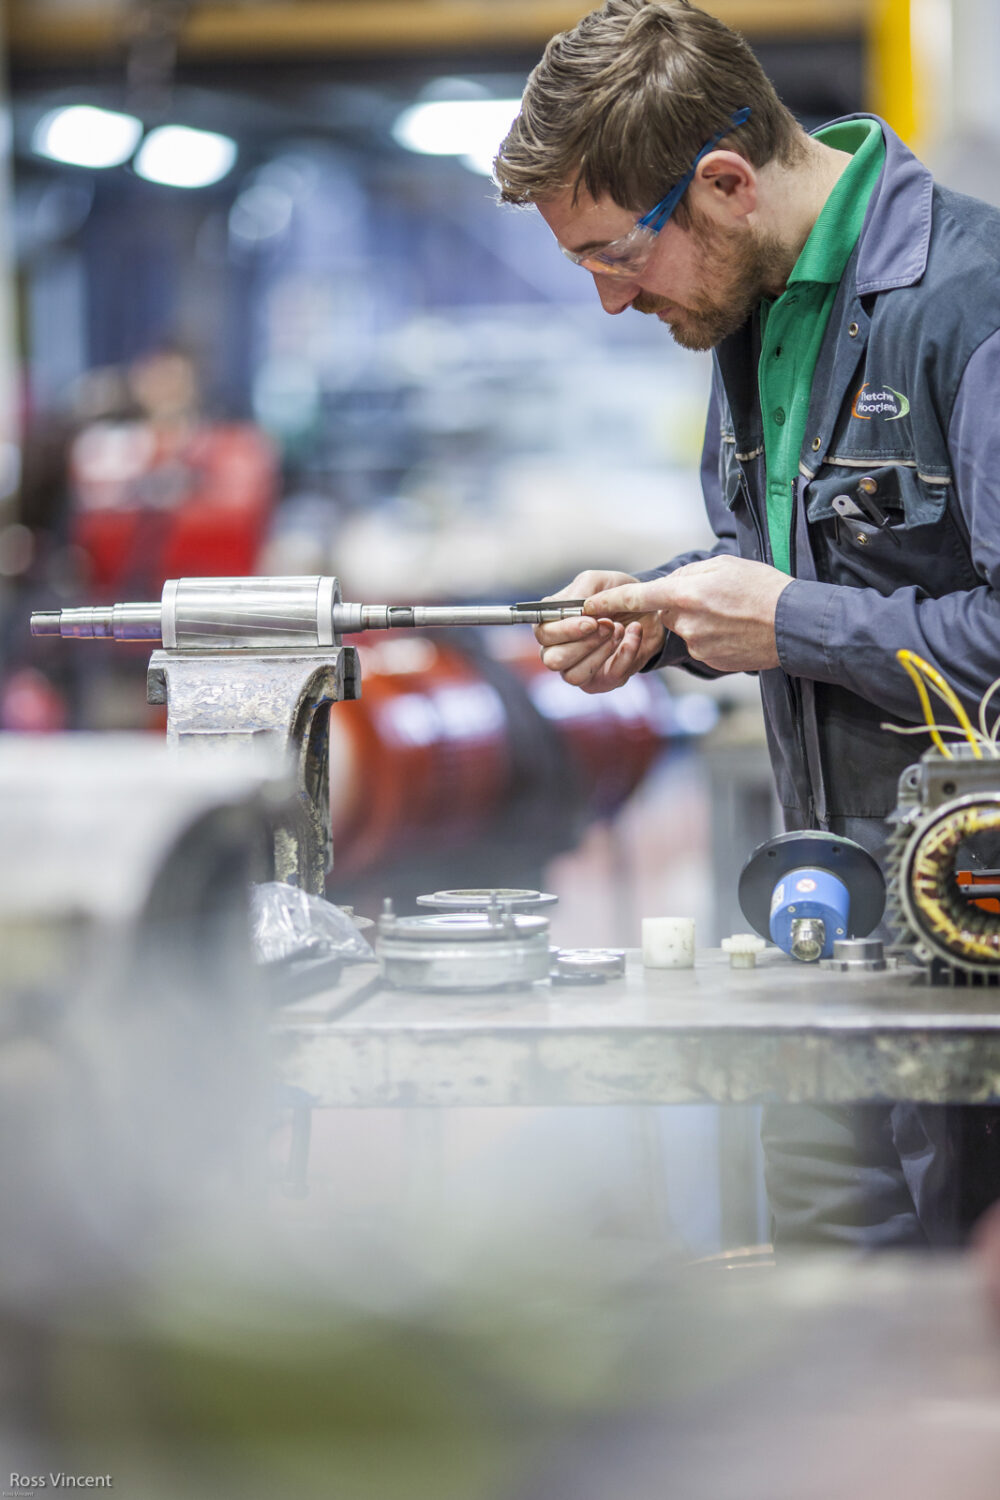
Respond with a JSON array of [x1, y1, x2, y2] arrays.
[[30, 612, 63, 637]]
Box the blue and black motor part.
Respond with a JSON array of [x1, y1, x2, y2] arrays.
[[738, 831, 886, 963]]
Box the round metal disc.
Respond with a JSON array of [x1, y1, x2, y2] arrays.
[[416, 888, 558, 914], [550, 947, 626, 981], [379, 912, 550, 944], [738, 831, 885, 942]]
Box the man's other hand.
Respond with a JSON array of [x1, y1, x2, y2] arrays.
[[532, 570, 666, 694], [585, 556, 791, 673]]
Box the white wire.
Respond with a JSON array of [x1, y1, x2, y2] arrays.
[[881, 720, 997, 752], [978, 673, 1000, 743]]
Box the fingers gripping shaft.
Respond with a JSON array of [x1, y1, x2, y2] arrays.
[[30, 577, 585, 648]]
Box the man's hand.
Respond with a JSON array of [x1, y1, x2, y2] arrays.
[[585, 556, 792, 673], [533, 570, 666, 693]]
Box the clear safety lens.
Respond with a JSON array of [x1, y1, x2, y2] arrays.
[[560, 223, 658, 279]]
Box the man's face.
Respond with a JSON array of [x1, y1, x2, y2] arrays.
[[538, 184, 790, 351]]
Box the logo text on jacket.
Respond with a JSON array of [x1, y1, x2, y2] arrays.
[[851, 382, 910, 421]]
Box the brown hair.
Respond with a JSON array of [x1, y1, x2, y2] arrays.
[[495, 0, 806, 222]]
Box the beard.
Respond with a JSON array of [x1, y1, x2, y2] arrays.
[[633, 213, 795, 352]]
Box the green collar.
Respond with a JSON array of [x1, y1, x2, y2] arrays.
[[787, 118, 885, 287]]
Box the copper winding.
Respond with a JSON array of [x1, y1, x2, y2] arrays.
[[907, 802, 1000, 963]]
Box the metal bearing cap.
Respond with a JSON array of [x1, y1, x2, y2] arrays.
[[828, 937, 887, 973], [376, 910, 552, 991], [416, 888, 559, 915]]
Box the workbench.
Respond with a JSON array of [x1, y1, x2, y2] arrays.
[[272, 947, 1000, 1108]]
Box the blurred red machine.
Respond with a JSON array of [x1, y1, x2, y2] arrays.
[[329, 629, 672, 888], [69, 419, 277, 593]]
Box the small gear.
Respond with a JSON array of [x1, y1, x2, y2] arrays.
[[721, 933, 767, 969]]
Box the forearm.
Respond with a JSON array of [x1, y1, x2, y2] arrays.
[[777, 579, 1000, 724]]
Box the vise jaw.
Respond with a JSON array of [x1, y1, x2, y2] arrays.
[[146, 646, 360, 895]]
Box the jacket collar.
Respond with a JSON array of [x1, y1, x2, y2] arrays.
[[814, 113, 933, 295], [713, 114, 933, 453]]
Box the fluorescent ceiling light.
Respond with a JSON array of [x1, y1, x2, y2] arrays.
[[460, 145, 505, 177], [134, 125, 237, 189], [392, 98, 521, 162], [33, 105, 143, 170]]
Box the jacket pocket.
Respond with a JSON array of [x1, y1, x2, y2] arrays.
[[805, 462, 947, 526], [803, 463, 975, 595]]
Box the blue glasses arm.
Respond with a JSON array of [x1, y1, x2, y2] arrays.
[[638, 106, 752, 233]]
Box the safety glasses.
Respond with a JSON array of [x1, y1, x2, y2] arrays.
[[561, 106, 751, 279]]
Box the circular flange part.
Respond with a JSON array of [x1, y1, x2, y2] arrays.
[[738, 830, 885, 943], [550, 948, 626, 983], [376, 911, 551, 991], [416, 888, 559, 914]]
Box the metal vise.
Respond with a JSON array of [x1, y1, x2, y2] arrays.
[[32, 576, 584, 894]]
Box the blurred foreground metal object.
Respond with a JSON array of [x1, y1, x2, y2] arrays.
[[0, 733, 279, 967], [0, 735, 277, 1311], [30, 577, 587, 895], [9, 1228, 1000, 1500]]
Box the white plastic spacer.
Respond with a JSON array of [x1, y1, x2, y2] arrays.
[[642, 917, 695, 969]]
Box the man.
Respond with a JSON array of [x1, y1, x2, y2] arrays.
[[495, 0, 1000, 1249]]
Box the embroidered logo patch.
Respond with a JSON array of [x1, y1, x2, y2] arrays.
[[852, 382, 910, 421]]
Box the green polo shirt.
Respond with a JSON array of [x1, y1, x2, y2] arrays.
[[758, 119, 885, 574]]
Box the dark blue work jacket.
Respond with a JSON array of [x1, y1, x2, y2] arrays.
[[644, 115, 1000, 853]]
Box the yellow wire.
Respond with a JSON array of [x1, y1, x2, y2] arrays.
[[896, 650, 953, 757], [907, 654, 980, 743], [896, 649, 983, 759], [912, 655, 985, 759]]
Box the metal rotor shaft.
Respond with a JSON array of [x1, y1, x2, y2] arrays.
[[30, 582, 586, 646]]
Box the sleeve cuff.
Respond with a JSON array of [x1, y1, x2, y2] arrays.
[[774, 577, 840, 679]]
